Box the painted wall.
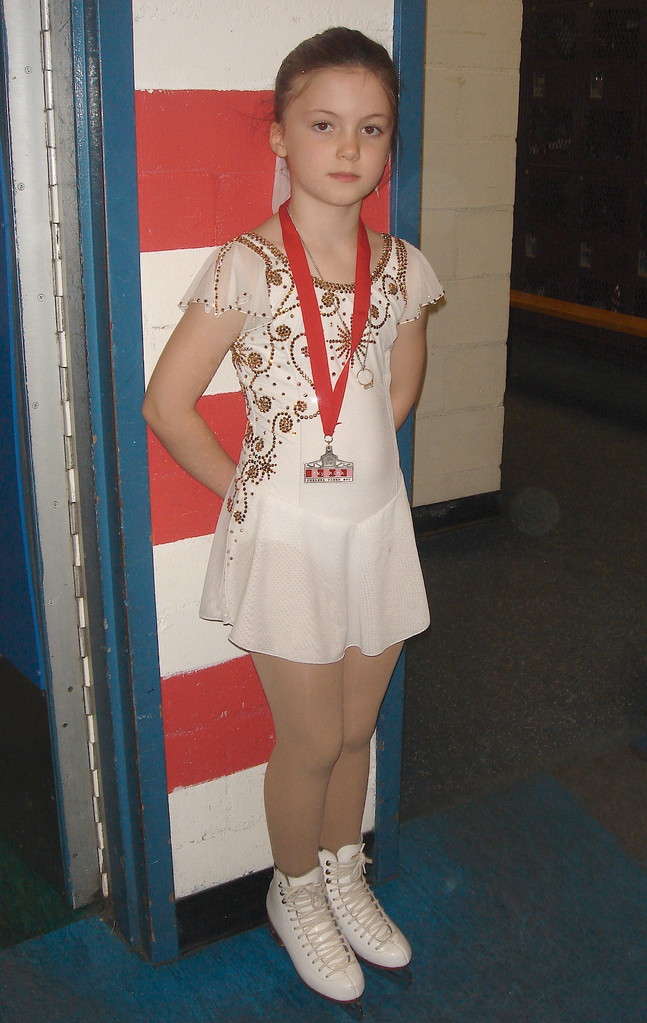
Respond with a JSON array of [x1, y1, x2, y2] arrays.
[[415, 0, 522, 506], [133, 0, 393, 898]]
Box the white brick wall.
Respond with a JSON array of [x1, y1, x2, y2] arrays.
[[415, 0, 522, 507]]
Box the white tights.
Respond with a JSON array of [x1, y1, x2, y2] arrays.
[[251, 643, 404, 878]]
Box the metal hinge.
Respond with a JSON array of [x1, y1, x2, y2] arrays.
[[40, 0, 109, 900]]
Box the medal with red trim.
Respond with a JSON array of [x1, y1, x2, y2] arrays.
[[279, 201, 371, 484], [304, 439, 354, 483]]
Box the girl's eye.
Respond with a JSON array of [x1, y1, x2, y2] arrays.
[[313, 121, 333, 133], [362, 125, 382, 137]]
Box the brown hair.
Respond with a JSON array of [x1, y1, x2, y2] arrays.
[[274, 27, 399, 134]]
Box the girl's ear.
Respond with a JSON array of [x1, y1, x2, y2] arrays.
[[270, 121, 287, 158]]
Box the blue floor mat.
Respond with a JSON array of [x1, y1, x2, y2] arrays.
[[2, 777, 647, 1022]]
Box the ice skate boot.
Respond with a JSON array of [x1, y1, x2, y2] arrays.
[[266, 865, 365, 1008], [319, 843, 412, 972]]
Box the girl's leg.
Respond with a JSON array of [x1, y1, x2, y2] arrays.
[[317, 642, 412, 970], [255, 652, 365, 1003], [319, 642, 403, 853], [254, 644, 410, 986], [251, 653, 345, 878]]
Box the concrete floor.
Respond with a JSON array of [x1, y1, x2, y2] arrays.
[[402, 387, 647, 859]]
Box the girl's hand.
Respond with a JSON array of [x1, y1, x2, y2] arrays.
[[142, 303, 246, 499], [389, 309, 430, 430]]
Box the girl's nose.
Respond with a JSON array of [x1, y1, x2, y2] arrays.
[[337, 134, 360, 160]]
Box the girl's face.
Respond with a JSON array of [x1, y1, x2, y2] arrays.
[[270, 67, 394, 210]]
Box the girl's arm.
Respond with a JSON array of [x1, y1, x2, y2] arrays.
[[142, 302, 247, 499], [389, 309, 430, 430]]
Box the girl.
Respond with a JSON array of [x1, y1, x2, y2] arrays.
[[143, 27, 443, 1009]]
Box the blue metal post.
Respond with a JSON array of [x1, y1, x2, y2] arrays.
[[374, 0, 428, 882], [69, 0, 177, 961]]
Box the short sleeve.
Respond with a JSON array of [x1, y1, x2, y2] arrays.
[[400, 241, 444, 323], [179, 239, 271, 331]]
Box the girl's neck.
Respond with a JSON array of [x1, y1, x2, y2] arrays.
[[288, 195, 358, 245], [286, 196, 362, 283]]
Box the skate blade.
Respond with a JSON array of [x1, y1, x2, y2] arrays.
[[361, 960, 412, 988], [339, 999, 364, 1019]]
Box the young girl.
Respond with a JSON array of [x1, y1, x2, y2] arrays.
[[143, 27, 442, 1009]]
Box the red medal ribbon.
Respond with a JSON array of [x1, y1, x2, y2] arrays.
[[279, 200, 371, 440]]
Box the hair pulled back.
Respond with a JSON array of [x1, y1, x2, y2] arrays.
[[274, 27, 399, 133]]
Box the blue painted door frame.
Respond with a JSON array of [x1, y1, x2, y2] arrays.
[[67, 0, 177, 962], [66, 0, 427, 956], [374, 0, 429, 882]]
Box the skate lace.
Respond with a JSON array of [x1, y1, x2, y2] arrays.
[[326, 848, 393, 948], [281, 881, 354, 975]]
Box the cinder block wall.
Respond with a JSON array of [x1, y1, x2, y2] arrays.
[[414, 0, 523, 506]]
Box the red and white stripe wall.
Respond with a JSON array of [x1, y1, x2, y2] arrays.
[[133, 0, 393, 898]]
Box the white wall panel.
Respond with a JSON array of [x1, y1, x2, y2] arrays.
[[140, 248, 240, 394], [169, 766, 271, 897], [153, 535, 245, 677], [416, 0, 522, 507], [133, 0, 394, 91]]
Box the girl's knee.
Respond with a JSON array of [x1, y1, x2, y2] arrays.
[[274, 728, 343, 776], [339, 719, 376, 758]]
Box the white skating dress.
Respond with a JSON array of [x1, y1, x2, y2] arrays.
[[180, 232, 443, 663]]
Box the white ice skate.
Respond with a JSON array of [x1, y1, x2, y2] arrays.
[[318, 843, 412, 971], [266, 864, 365, 1010]]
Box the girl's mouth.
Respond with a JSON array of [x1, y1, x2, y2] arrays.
[[329, 173, 360, 182]]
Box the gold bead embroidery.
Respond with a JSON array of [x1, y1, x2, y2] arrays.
[[247, 352, 263, 369], [278, 413, 293, 433]]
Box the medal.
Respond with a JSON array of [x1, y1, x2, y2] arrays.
[[279, 201, 371, 484], [304, 438, 354, 483]]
